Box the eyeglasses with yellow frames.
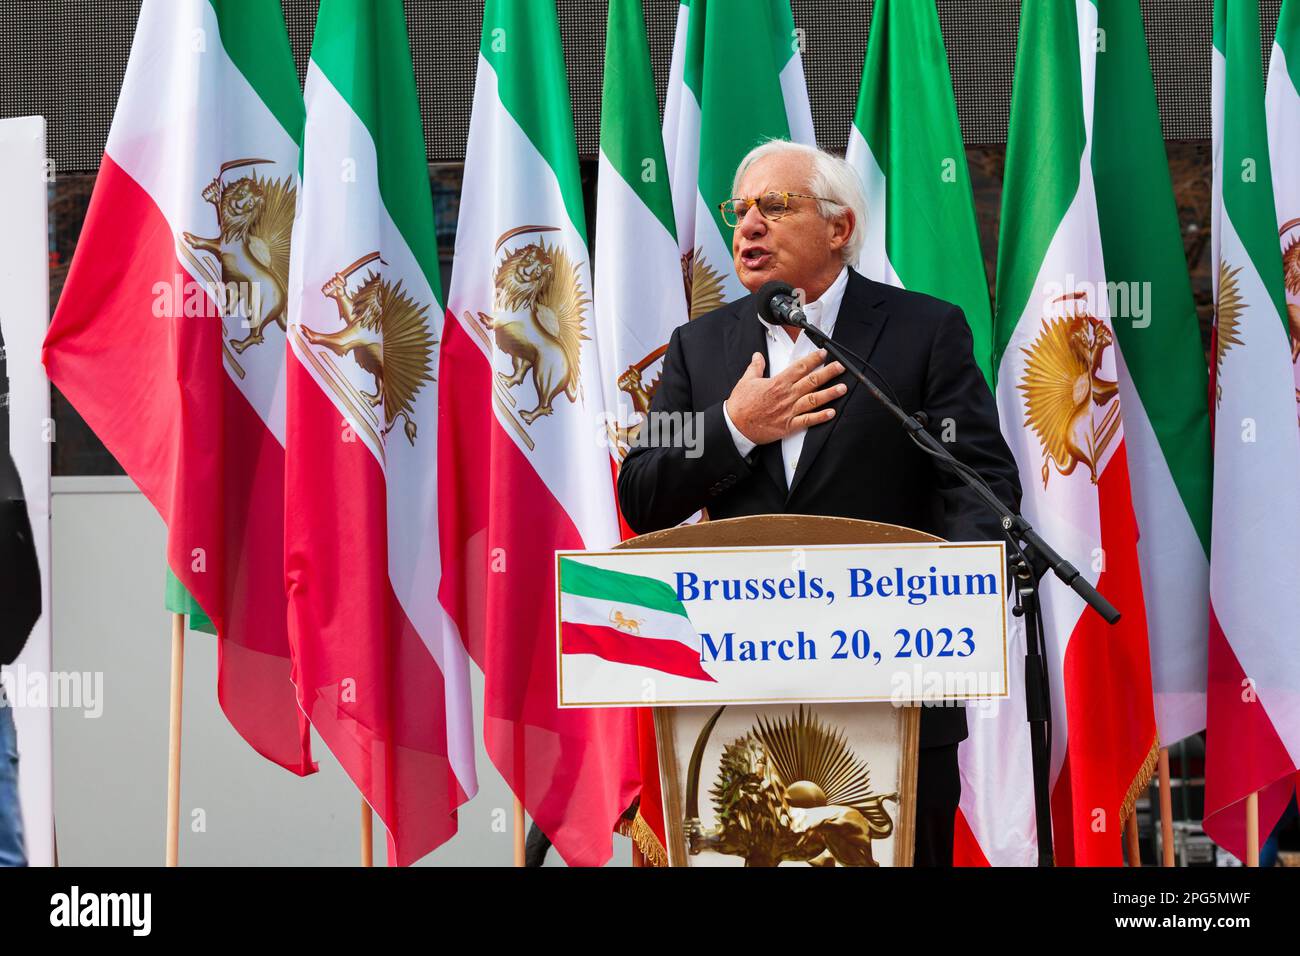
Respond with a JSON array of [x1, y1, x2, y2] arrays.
[[718, 190, 833, 227]]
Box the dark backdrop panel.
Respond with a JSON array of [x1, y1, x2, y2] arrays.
[[0, 0, 1285, 174]]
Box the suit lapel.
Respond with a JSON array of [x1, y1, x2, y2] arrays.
[[724, 293, 768, 383], [786, 270, 890, 501], [725, 295, 786, 496]]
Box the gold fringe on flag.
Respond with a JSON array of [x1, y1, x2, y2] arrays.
[[1120, 735, 1161, 826], [616, 810, 668, 867]]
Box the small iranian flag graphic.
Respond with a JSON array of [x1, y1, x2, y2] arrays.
[[559, 558, 715, 683]]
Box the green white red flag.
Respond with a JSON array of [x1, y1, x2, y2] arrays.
[[593, 0, 691, 863], [1203, 0, 1300, 862], [559, 557, 714, 683], [991, 0, 1159, 866], [43, 0, 314, 776], [963, 0, 1214, 866], [439, 0, 640, 866], [663, 0, 814, 315], [286, 0, 477, 865]]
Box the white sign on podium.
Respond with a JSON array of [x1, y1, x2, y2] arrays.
[[556, 540, 1009, 709]]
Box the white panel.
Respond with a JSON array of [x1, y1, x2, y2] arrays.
[[0, 115, 54, 866]]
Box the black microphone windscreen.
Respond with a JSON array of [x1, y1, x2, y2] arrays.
[[754, 280, 794, 325]]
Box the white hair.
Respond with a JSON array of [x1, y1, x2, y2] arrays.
[[731, 140, 867, 264]]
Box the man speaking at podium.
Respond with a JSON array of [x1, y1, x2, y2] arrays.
[[617, 140, 1022, 867]]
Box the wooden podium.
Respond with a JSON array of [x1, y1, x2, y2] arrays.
[[615, 514, 941, 868]]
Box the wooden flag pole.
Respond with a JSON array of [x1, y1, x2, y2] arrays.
[[165, 612, 185, 867], [1245, 792, 1260, 867], [1157, 748, 1175, 866], [360, 800, 374, 867], [513, 797, 526, 866], [1124, 812, 1141, 866]]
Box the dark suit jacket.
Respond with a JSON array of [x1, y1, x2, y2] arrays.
[[617, 268, 1022, 748]]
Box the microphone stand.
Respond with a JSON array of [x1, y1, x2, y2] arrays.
[[783, 307, 1120, 867]]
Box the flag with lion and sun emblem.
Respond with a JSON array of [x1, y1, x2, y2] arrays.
[[285, 0, 477, 866], [592, 0, 692, 866], [1203, 0, 1300, 864], [438, 0, 639, 867], [962, 0, 1215, 868], [43, 0, 314, 777], [988, 0, 1159, 867]]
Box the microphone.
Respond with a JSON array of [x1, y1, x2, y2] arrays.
[[754, 280, 803, 327]]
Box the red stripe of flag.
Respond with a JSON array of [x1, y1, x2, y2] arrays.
[[561, 621, 715, 683], [1051, 443, 1158, 866]]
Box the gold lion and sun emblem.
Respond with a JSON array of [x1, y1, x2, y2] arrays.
[[1018, 290, 1121, 489], [298, 251, 437, 447], [684, 706, 898, 867], [462, 225, 591, 450], [607, 609, 643, 635], [180, 157, 296, 378]]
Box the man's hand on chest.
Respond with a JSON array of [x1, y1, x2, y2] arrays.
[[723, 348, 846, 447]]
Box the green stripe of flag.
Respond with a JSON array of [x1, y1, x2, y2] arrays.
[[684, 0, 799, 247], [208, 0, 303, 147], [559, 557, 688, 618], [310, 0, 442, 299], [602, 0, 676, 239], [1217, 0, 1288, 325], [480, 0, 588, 243], [993, 0, 1085, 373], [164, 568, 215, 633], [1093, 0, 1212, 552]]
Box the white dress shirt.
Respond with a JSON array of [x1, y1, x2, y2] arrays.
[[722, 265, 850, 489]]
